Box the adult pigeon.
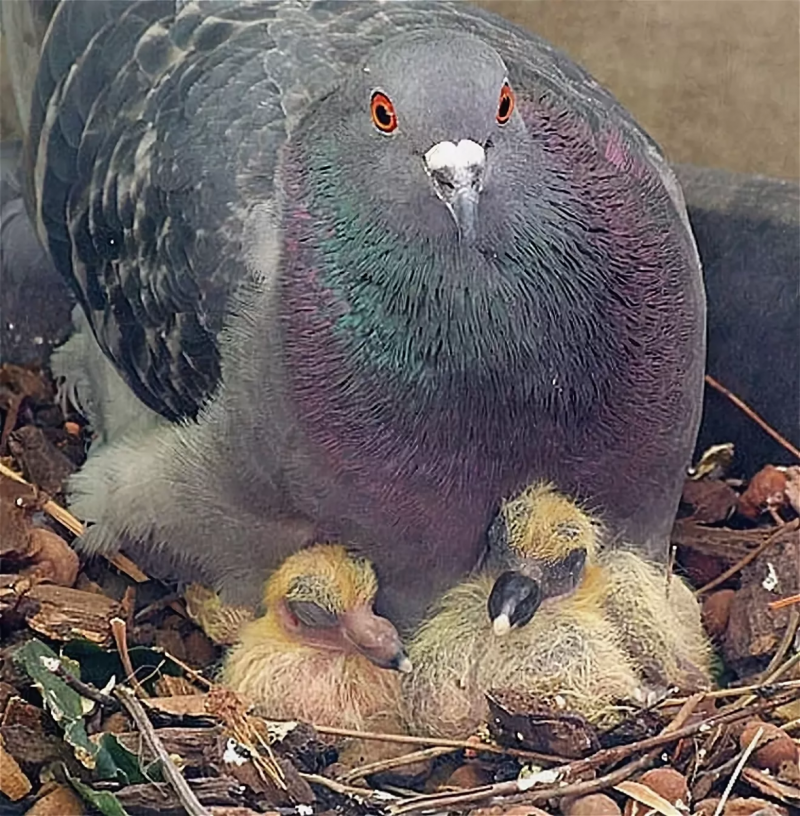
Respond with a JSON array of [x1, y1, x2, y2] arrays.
[[16, 0, 705, 628]]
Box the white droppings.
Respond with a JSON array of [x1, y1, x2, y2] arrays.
[[424, 139, 485, 174], [222, 738, 249, 766], [517, 766, 562, 791], [40, 656, 61, 672], [33, 336, 44, 345], [296, 806, 313, 816], [763, 561, 779, 591]]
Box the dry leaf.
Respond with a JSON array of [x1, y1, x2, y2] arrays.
[[783, 466, 800, 515], [22, 527, 80, 587], [615, 779, 683, 816], [737, 465, 788, 519]]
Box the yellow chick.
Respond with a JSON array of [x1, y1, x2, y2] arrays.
[[223, 544, 411, 732], [404, 483, 711, 738]]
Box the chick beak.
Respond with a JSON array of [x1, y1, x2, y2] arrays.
[[424, 139, 485, 244], [488, 571, 543, 636], [340, 605, 412, 673]]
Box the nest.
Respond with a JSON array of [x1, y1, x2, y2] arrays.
[[1, 360, 799, 816]]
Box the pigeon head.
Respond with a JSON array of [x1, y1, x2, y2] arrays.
[[266, 544, 412, 672], [485, 483, 601, 635], [295, 30, 528, 247]]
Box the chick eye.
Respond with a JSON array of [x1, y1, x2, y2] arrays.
[[287, 600, 338, 628], [370, 91, 398, 133], [496, 82, 515, 125]]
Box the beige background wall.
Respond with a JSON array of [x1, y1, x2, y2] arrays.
[[477, 0, 800, 179], [2, 1, 799, 179]]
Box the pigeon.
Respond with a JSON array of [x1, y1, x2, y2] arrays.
[[15, 0, 705, 628], [223, 543, 409, 731], [403, 483, 710, 738]]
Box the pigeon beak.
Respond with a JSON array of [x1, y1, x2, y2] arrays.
[[424, 139, 485, 243], [487, 570, 543, 635], [340, 604, 412, 672]]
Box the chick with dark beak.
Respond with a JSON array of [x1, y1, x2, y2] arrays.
[[223, 544, 410, 731], [403, 483, 711, 739], [485, 483, 595, 635]]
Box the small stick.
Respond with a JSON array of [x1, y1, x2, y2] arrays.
[[658, 677, 800, 706], [727, 646, 800, 712], [115, 685, 211, 816], [389, 693, 703, 815], [713, 725, 763, 816], [770, 593, 800, 610], [0, 461, 149, 583], [313, 725, 561, 764], [300, 772, 392, 802], [759, 605, 800, 681], [339, 745, 457, 784], [110, 617, 148, 698], [161, 649, 214, 690], [705, 374, 800, 461], [695, 519, 799, 596], [42, 657, 120, 711], [391, 686, 800, 816]]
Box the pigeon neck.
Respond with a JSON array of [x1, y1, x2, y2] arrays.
[[278, 145, 616, 424]]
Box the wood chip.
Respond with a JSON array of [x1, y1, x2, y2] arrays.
[[0, 731, 31, 800], [145, 694, 214, 719], [0, 582, 122, 644], [24, 784, 86, 815]]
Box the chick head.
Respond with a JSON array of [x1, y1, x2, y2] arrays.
[[265, 543, 412, 672], [485, 482, 600, 636]]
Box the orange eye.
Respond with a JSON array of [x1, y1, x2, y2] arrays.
[[496, 82, 515, 125], [371, 91, 398, 133]]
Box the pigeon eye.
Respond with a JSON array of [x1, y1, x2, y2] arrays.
[[370, 91, 398, 133], [496, 82, 515, 125]]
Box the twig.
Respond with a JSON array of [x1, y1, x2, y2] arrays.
[[0, 461, 149, 583], [161, 649, 214, 690], [770, 593, 800, 610], [339, 746, 457, 784], [695, 518, 799, 596], [705, 374, 800, 461], [115, 685, 211, 816], [391, 685, 800, 816], [300, 772, 395, 802], [313, 725, 561, 764], [43, 657, 120, 711], [110, 617, 148, 698], [760, 605, 800, 680], [727, 645, 800, 712], [659, 677, 800, 707], [389, 692, 703, 815], [713, 725, 763, 816]]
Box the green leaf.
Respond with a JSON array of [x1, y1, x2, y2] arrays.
[[63, 640, 184, 694], [66, 768, 130, 816], [13, 639, 100, 769], [96, 733, 163, 785]]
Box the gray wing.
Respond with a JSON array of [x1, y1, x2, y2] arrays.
[[28, 1, 289, 418], [27, 0, 378, 419]]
